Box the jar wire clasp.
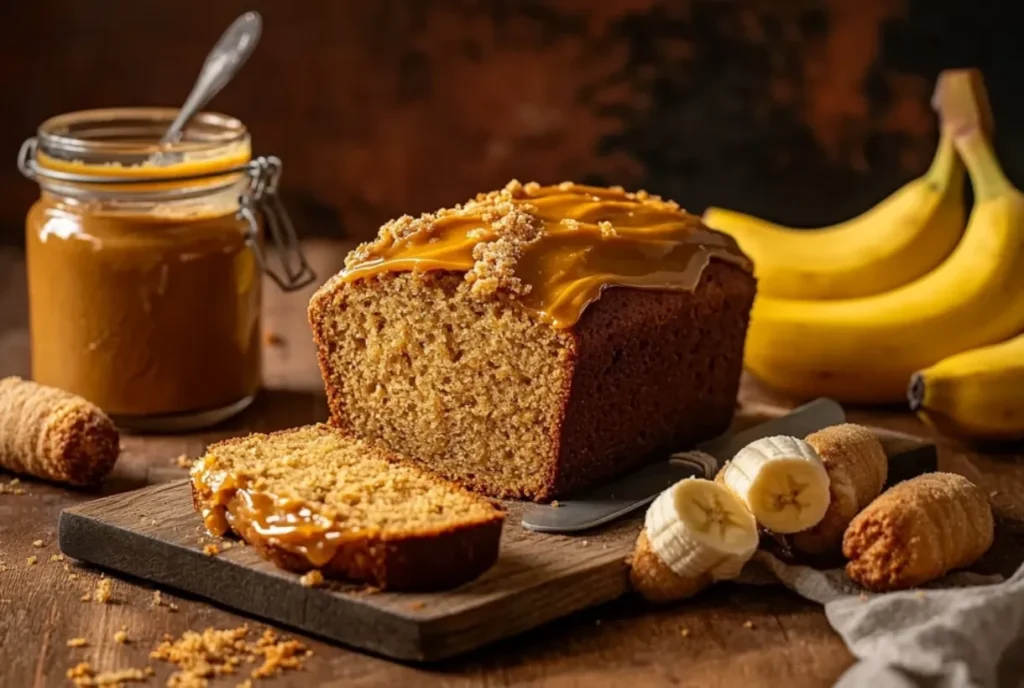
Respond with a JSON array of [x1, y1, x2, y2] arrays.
[[239, 156, 317, 292]]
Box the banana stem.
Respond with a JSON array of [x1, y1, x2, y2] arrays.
[[955, 127, 1013, 202], [907, 373, 925, 411], [926, 130, 963, 189]]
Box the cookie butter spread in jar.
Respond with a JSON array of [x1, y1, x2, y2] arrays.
[[18, 108, 314, 431]]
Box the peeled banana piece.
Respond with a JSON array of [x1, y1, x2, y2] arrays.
[[910, 332, 1024, 441], [717, 436, 830, 534], [630, 478, 758, 602]]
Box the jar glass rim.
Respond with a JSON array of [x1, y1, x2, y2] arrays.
[[37, 107, 249, 160]]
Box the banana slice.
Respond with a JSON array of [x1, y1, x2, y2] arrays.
[[718, 436, 830, 534], [644, 478, 759, 583]]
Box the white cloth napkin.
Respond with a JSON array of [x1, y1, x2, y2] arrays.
[[737, 551, 1023, 688]]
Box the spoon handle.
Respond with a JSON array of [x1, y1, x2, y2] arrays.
[[161, 11, 263, 145]]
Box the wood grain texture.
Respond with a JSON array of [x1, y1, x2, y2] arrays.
[[2, 241, 1023, 687], [59, 482, 635, 662], [57, 428, 936, 662]]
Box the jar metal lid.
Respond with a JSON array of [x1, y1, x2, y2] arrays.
[[18, 135, 316, 292]]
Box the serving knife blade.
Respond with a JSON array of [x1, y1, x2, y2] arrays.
[[520, 397, 846, 533]]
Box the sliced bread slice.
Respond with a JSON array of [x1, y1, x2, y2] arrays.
[[190, 424, 505, 590]]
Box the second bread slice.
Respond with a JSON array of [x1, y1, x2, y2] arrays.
[[191, 424, 505, 590]]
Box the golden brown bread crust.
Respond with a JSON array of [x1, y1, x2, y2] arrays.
[[0, 376, 120, 485], [232, 515, 504, 591], [549, 262, 755, 497], [190, 426, 505, 591], [309, 261, 755, 501]]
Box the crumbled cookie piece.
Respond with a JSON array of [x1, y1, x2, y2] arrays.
[[299, 570, 324, 588], [251, 628, 310, 679], [67, 637, 88, 648], [173, 454, 193, 469], [0, 478, 26, 495], [32, 539, 44, 547], [743, 620, 755, 629], [67, 662, 92, 680], [67, 665, 148, 687], [680, 628, 691, 637], [203, 543, 220, 556], [26, 556, 37, 566], [152, 590, 179, 612], [150, 625, 310, 685], [114, 627, 129, 644], [50, 553, 65, 562], [94, 578, 112, 604]]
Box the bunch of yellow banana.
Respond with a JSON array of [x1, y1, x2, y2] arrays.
[[714, 68, 1024, 441], [703, 129, 965, 300]]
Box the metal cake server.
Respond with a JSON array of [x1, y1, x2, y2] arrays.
[[520, 397, 846, 533]]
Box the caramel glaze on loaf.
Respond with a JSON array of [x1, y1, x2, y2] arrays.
[[309, 181, 756, 501], [191, 425, 504, 590]]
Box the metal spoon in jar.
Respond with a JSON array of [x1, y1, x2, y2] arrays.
[[154, 11, 262, 162]]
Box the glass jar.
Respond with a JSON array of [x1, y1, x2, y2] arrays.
[[18, 108, 314, 432]]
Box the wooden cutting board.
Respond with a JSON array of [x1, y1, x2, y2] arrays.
[[57, 428, 934, 663]]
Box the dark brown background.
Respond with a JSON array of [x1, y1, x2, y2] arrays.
[[0, 0, 1018, 247]]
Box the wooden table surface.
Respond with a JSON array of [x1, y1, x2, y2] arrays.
[[2, 241, 1023, 688]]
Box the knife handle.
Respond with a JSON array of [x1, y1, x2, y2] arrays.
[[669, 450, 718, 478]]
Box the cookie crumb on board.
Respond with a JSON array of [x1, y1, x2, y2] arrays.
[[152, 590, 179, 612], [67, 637, 88, 648], [203, 543, 220, 556], [173, 454, 192, 469], [32, 539, 45, 547], [50, 553, 64, 562], [743, 620, 755, 629], [66, 663, 148, 687], [299, 570, 324, 588], [680, 628, 691, 637], [114, 627, 129, 644], [0, 478, 26, 495], [66, 663, 92, 680], [94, 578, 112, 604], [26, 556, 37, 566]]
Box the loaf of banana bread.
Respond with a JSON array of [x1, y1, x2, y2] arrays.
[[309, 181, 756, 500]]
